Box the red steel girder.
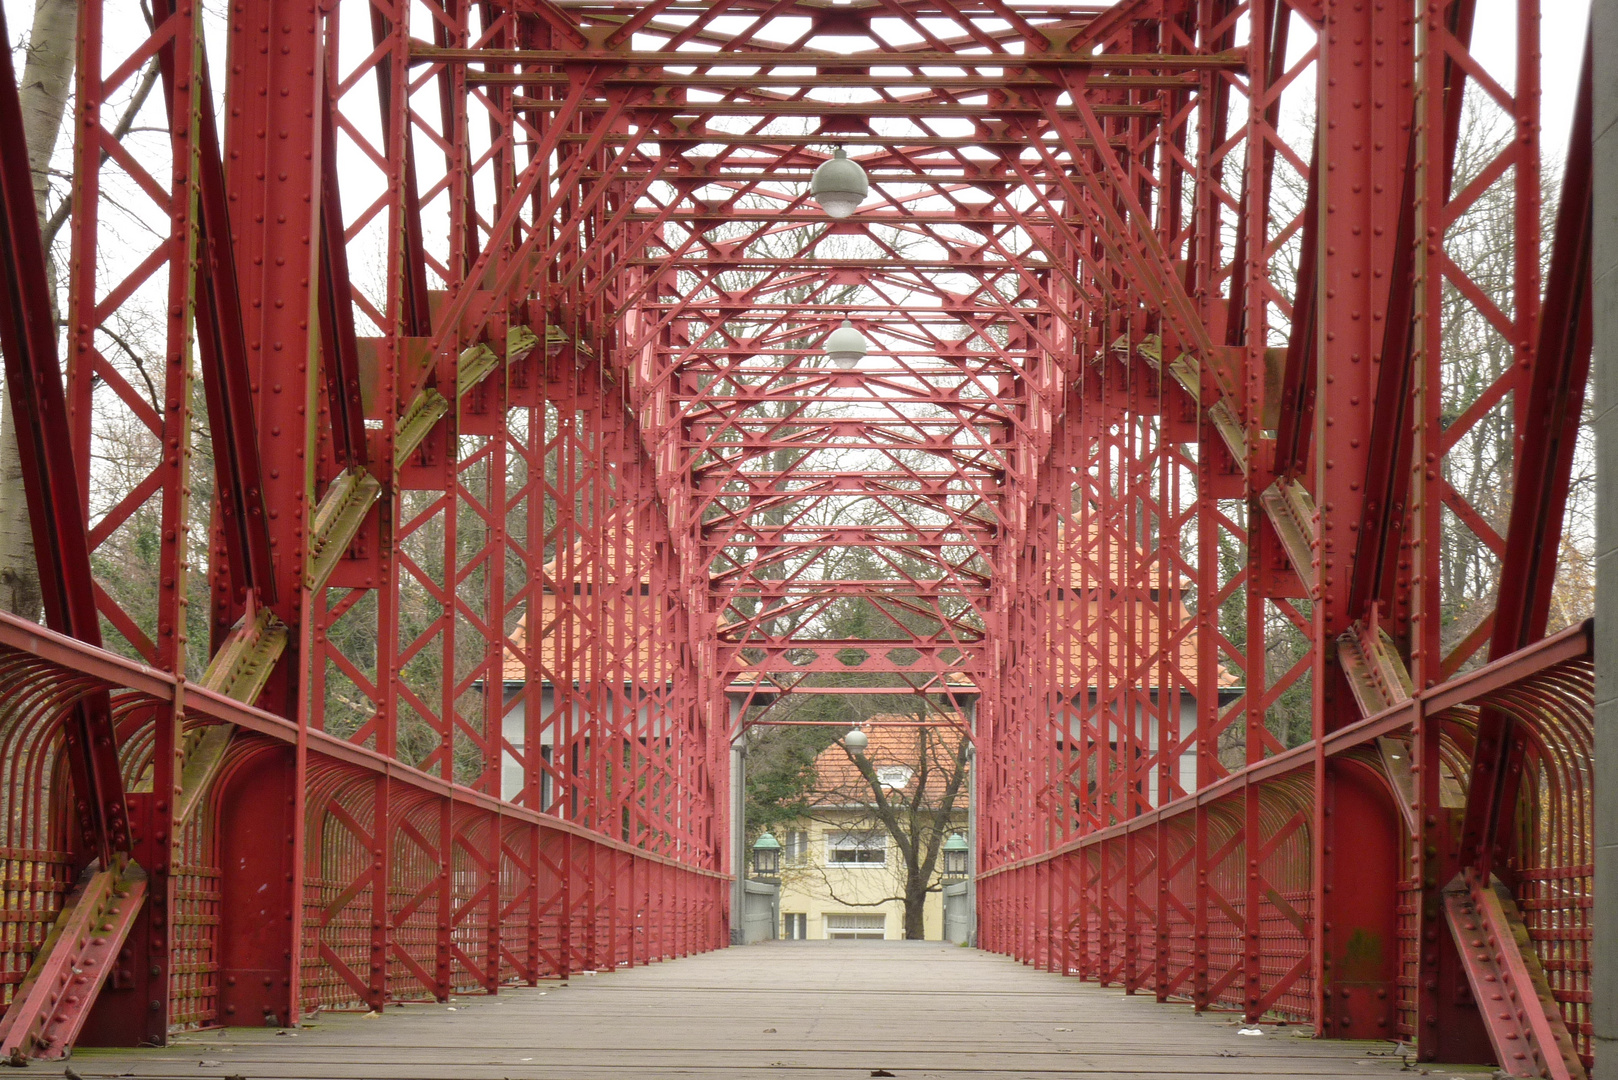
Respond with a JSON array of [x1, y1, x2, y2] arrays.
[[1459, 40, 1593, 878], [1443, 869, 1587, 1079], [0, 1, 131, 864], [0, 863, 148, 1059], [0, 0, 1592, 1070]]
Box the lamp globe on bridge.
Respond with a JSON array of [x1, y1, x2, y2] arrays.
[[752, 831, 782, 878], [825, 318, 868, 369], [942, 832, 969, 879], [843, 726, 869, 752], [809, 147, 868, 218]]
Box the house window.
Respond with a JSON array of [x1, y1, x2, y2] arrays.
[[824, 913, 886, 939], [875, 765, 912, 789], [784, 829, 809, 865], [826, 830, 886, 866], [783, 912, 807, 940]]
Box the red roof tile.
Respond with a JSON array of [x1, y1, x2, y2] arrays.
[[809, 716, 971, 808]]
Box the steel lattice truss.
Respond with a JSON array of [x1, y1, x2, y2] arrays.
[[0, 0, 1596, 1075]]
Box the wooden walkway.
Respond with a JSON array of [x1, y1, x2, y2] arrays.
[[73, 942, 1494, 1079]]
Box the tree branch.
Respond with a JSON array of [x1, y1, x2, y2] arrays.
[[40, 42, 160, 251]]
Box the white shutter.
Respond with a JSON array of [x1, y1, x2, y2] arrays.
[[824, 913, 886, 938]]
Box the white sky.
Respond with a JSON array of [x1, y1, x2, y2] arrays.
[[1475, 0, 1592, 158]]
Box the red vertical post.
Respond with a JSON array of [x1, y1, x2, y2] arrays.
[[526, 824, 542, 983], [220, 0, 331, 1021], [215, 748, 300, 1027], [369, 777, 390, 1011], [1124, 828, 1140, 990], [435, 800, 452, 998], [1310, 0, 1412, 1039], [558, 834, 573, 979], [1155, 818, 1170, 999]]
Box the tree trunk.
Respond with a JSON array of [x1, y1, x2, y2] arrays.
[[903, 875, 927, 939], [0, 0, 78, 619]]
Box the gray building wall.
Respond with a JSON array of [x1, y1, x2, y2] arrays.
[[1594, 0, 1616, 1071], [1070, 689, 1202, 808], [499, 683, 665, 807]]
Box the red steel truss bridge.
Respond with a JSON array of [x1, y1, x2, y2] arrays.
[[0, 0, 1600, 1075]]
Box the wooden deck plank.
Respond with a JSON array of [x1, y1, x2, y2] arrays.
[[70, 943, 1496, 1079]]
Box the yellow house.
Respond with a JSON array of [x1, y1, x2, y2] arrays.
[[763, 718, 969, 941]]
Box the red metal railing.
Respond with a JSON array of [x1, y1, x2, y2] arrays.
[[0, 613, 727, 1025], [979, 622, 1593, 1066]]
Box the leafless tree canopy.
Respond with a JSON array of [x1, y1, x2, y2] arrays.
[[783, 721, 969, 940]]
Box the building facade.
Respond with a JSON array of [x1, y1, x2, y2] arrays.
[[760, 720, 969, 941]]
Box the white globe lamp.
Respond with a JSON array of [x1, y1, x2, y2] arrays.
[[825, 318, 868, 370], [809, 147, 868, 219]]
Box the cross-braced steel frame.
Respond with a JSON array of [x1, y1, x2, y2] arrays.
[[0, 0, 1597, 1074]]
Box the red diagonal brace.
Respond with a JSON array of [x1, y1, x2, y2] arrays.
[[150, 0, 278, 609], [0, 862, 148, 1060], [0, 1, 130, 866], [317, 70, 369, 471], [1459, 35, 1593, 876], [1443, 870, 1586, 1080]]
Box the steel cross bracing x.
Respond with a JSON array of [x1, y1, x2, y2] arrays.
[[0, 0, 1597, 1074]]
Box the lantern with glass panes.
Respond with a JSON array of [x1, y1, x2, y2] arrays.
[[752, 832, 782, 879], [942, 833, 969, 879]]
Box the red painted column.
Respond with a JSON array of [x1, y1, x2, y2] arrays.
[[220, 0, 329, 1022], [1311, 0, 1413, 1041], [215, 747, 300, 1027]]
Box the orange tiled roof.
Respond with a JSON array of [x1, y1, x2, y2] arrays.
[[501, 586, 664, 684], [1044, 517, 1236, 689], [808, 716, 970, 808]]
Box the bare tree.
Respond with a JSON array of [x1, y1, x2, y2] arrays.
[[795, 719, 969, 939], [0, 0, 78, 617], [3, 0, 162, 625]]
